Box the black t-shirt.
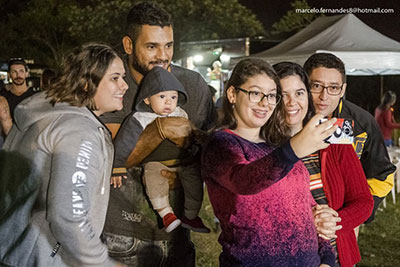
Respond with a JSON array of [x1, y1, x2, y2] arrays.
[[0, 87, 38, 120]]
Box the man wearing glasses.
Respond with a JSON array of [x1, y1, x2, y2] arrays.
[[304, 52, 395, 225]]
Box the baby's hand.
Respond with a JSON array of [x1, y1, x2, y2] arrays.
[[110, 175, 127, 188]]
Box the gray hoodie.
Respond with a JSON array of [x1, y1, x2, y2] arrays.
[[0, 92, 115, 266]]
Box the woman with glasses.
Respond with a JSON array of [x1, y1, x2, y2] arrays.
[[274, 61, 373, 267], [202, 58, 339, 267]]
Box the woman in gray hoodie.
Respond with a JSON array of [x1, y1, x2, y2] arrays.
[[0, 43, 128, 267]]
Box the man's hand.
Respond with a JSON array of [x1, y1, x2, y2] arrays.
[[158, 117, 193, 148], [115, 261, 127, 267], [313, 204, 342, 240], [126, 117, 193, 169], [160, 169, 180, 189]]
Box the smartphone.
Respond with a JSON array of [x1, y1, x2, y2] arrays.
[[324, 118, 354, 144]]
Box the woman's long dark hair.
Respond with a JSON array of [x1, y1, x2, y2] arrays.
[[273, 61, 314, 126], [219, 58, 290, 146], [379, 90, 397, 111]]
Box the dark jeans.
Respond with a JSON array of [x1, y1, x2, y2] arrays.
[[384, 139, 394, 147], [103, 230, 195, 267]]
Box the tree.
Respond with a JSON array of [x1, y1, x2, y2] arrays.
[[271, 0, 322, 35], [66, 0, 134, 46], [160, 0, 265, 41], [1, 0, 265, 67], [0, 0, 78, 68], [68, 0, 265, 48]]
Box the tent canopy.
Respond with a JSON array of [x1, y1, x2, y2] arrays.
[[236, 14, 400, 75]]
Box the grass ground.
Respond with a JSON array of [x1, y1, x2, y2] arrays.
[[358, 193, 400, 266], [192, 188, 400, 266], [191, 190, 221, 267]]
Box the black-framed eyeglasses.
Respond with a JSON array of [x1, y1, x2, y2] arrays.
[[310, 83, 343, 96], [235, 87, 281, 105]]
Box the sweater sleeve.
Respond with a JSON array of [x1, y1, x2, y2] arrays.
[[306, 189, 335, 266], [113, 113, 143, 174], [382, 109, 400, 129], [47, 123, 115, 266], [336, 145, 374, 231], [202, 131, 299, 195], [318, 236, 335, 266]]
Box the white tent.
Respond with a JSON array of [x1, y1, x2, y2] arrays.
[[238, 14, 400, 75]]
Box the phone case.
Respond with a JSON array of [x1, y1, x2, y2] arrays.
[[325, 118, 354, 144]]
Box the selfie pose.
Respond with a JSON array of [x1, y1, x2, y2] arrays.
[[202, 58, 338, 267]]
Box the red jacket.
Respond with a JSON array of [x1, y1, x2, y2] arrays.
[[375, 107, 400, 140], [320, 144, 374, 267]]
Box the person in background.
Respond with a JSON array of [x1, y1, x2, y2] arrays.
[[0, 80, 9, 147], [303, 53, 395, 223], [0, 96, 12, 137], [1, 58, 38, 119], [202, 58, 338, 267], [40, 68, 56, 91], [375, 90, 400, 147], [274, 61, 373, 267], [0, 43, 128, 267], [208, 84, 217, 103], [101, 2, 215, 266], [0, 79, 5, 92]]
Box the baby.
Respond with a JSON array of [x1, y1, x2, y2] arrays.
[[112, 66, 209, 233]]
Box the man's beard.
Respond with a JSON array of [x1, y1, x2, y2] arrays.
[[13, 78, 25, 86], [131, 53, 170, 76]]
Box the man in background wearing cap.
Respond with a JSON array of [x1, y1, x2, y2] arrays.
[[1, 58, 38, 121]]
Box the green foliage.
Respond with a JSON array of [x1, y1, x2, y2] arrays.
[[160, 0, 265, 42], [0, 0, 76, 67], [67, 0, 135, 45], [1, 0, 265, 67], [271, 0, 322, 35], [358, 194, 400, 266], [191, 188, 221, 266]]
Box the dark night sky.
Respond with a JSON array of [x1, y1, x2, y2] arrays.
[[239, 0, 400, 42]]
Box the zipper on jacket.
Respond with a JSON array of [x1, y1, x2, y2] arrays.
[[50, 242, 61, 257]]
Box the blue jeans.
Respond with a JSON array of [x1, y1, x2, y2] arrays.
[[384, 139, 394, 147], [103, 230, 195, 267]]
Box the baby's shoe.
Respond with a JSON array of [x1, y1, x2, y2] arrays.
[[163, 213, 181, 233]]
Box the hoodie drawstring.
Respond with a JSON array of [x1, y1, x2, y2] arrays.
[[98, 126, 111, 195]]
